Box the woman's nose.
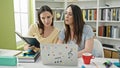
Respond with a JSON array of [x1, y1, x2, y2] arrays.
[[45, 18, 48, 22]]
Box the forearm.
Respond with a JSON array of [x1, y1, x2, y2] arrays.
[[78, 38, 94, 58], [78, 49, 92, 58]]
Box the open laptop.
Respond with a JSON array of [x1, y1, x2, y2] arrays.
[[40, 44, 78, 66]]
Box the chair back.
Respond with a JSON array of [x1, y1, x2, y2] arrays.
[[92, 39, 104, 58]]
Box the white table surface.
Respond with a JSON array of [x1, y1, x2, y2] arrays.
[[0, 56, 119, 68]]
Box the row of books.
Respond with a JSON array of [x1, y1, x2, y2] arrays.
[[82, 9, 97, 21], [101, 8, 120, 21], [98, 25, 119, 38], [53, 10, 64, 21]]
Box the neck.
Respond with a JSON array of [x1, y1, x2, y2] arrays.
[[44, 26, 53, 30], [69, 25, 74, 32]]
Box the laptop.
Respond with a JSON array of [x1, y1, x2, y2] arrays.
[[40, 44, 78, 66]]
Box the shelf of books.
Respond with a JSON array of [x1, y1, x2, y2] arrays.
[[98, 0, 120, 41], [82, 8, 97, 21], [67, 0, 98, 33], [99, 7, 120, 22]]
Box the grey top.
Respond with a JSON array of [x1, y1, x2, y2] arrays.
[[59, 25, 94, 51]]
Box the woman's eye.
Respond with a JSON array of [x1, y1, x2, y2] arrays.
[[41, 17, 45, 19], [47, 16, 50, 18]]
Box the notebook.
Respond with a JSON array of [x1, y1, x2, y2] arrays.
[[40, 44, 78, 66]]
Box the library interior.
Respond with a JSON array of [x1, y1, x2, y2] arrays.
[[0, 0, 120, 68]]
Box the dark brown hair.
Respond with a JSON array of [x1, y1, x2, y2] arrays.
[[37, 5, 53, 35], [64, 4, 85, 45]]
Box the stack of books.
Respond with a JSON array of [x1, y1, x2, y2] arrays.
[[0, 49, 40, 63], [16, 51, 40, 63]]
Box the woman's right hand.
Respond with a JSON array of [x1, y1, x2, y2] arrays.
[[24, 44, 40, 52], [24, 44, 31, 51]]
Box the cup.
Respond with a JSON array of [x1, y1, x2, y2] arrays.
[[82, 53, 94, 64]]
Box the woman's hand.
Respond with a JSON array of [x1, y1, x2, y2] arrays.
[[24, 44, 40, 52], [24, 44, 30, 51]]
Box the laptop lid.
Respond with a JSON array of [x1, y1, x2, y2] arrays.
[[40, 44, 78, 66]]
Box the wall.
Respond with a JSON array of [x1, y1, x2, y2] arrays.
[[0, 0, 16, 49], [0, 0, 34, 50]]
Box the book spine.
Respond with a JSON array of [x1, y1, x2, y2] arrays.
[[82, 9, 86, 21], [86, 9, 88, 20], [94, 9, 97, 20], [112, 26, 119, 38], [112, 8, 116, 21], [116, 8, 119, 21], [98, 26, 104, 36]]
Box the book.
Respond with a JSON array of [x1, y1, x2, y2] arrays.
[[16, 51, 40, 63], [98, 26, 104, 36], [112, 8, 117, 21], [0, 49, 22, 66], [0, 49, 22, 56], [82, 9, 86, 21], [15, 32, 40, 48], [112, 26, 119, 38]]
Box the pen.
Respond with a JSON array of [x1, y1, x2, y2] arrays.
[[92, 62, 99, 68]]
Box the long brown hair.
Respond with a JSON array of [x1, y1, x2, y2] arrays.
[[37, 5, 54, 35], [64, 4, 85, 45]]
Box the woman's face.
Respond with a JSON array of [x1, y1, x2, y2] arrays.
[[40, 11, 53, 27], [65, 7, 73, 25]]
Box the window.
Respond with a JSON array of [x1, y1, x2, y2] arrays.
[[13, 0, 29, 43]]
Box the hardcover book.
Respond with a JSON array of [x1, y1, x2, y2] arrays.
[[15, 32, 40, 48]]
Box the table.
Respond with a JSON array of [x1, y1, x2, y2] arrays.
[[0, 57, 119, 68]]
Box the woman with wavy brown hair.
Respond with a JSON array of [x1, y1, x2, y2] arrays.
[[57, 4, 94, 58]]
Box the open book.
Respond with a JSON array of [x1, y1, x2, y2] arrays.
[[15, 32, 40, 48]]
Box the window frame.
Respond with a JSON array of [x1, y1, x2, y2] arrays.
[[13, 0, 29, 45]]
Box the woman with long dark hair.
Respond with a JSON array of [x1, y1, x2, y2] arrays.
[[24, 5, 59, 52], [57, 4, 94, 58]]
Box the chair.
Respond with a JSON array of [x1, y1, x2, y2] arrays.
[[92, 39, 104, 58]]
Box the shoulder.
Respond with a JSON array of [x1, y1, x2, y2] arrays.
[[84, 25, 92, 30], [59, 28, 65, 40], [83, 24, 94, 35], [54, 27, 60, 33], [30, 23, 38, 28], [83, 24, 94, 39], [83, 25, 93, 32], [29, 23, 39, 30]]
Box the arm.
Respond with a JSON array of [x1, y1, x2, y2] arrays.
[[78, 37, 94, 58], [24, 24, 40, 51], [57, 29, 65, 44]]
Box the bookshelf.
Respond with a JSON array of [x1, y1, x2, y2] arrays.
[[98, 0, 120, 46], [35, 0, 120, 46]]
